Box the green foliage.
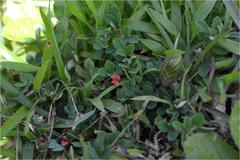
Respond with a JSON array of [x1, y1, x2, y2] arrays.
[[0, 0, 239, 159], [0, 62, 39, 72], [230, 102, 240, 148], [33, 60, 50, 93], [40, 9, 67, 81], [0, 106, 29, 138], [183, 133, 238, 159]]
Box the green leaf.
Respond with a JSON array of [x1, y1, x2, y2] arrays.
[[148, 8, 178, 36], [41, 41, 53, 80], [99, 1, 109, 27], [183, 116, 192, 130], [33, 61, 50, 93], [102, 99, 124, 113], [146, 8, 174, 48], [193, 0, 217, 21], [22, 143, 34, 160], [223, 1, 240, 30], [191, 0, 217, 40], [223, 71, 240, 85], [192, 113, 205, 127], [0, 43, 23, 62], [0, 62, 39, 72], [172, 121, 183, 131], [104, 60, 115, 74], [140, 39, 165, 55], [82, 79, 94, 97], [116, 44, 134, 57], [123, 20, 159, 33], [217, 38, 240, 55], [183, 133, 238, 159], [130, 5, 147, 21], [230, 102, 240, 148], [0, 75, 20, 95], [24, 109, 35, 137], [125, 44, 134, 56], [85, 1, 99, 27], [98, 85, 118, 99], [131, 95, 172, 106], [49, 139, 64, 151], [0, 148, 16, 159], [167, 130, 179, 141], [0, 106, 29, 138], [164, 49, 184, 57], [84, 58, 95, 70], [40, 9, 67, 81], [75, 110, 95, 127], [198, 88, 212, 102], [180, 64, 191, 99], [106, 5, 121, 29], [88, 98, 105, 112], [171, 1, 182, 32], [155, 118, 169, 132], [0, 75, 33, 108], [113, 38, 124, 49], [66, 1, 93, 31], [191, 32, 226, 74], [215, 58, 235, 69]]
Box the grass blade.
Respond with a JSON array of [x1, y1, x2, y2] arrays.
[[149, 8, 178, 36], [0, 106, 29, 138], [223, 0, 240, 30], [0, 62, 39, 72], [75, 110, 95, 127], [146, 8, 174, 48], [99, 1, 109, 26], [131, 95, 172, 106], [191, 32, 227, 73], [0, 75, 33, 107], [41, 41, 53, 80], [180, 65, 192, 99], [33, 60, 50, 93], [0, 148, 16, 159], [85, 1, 99, 28], [0, 74, 20, 95], [24, 109, 35, 137], [0, 44, 23, 62], [66, 1, 93, 31], [40, 9, 67, 81]]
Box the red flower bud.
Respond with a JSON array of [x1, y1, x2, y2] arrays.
[[60, 136, 70, 147], [111, 74, 121, 86]]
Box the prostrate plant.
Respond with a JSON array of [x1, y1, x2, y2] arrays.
[[0, 0, 239, 159]]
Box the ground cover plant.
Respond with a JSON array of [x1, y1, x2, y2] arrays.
[[0, 0, 239, 159]]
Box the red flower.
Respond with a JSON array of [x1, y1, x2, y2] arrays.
[[60, 136, 70, 147], [111, 74, 121, 86]]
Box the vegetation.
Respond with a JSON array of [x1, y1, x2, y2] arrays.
[[0, 0, 239, 159]]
